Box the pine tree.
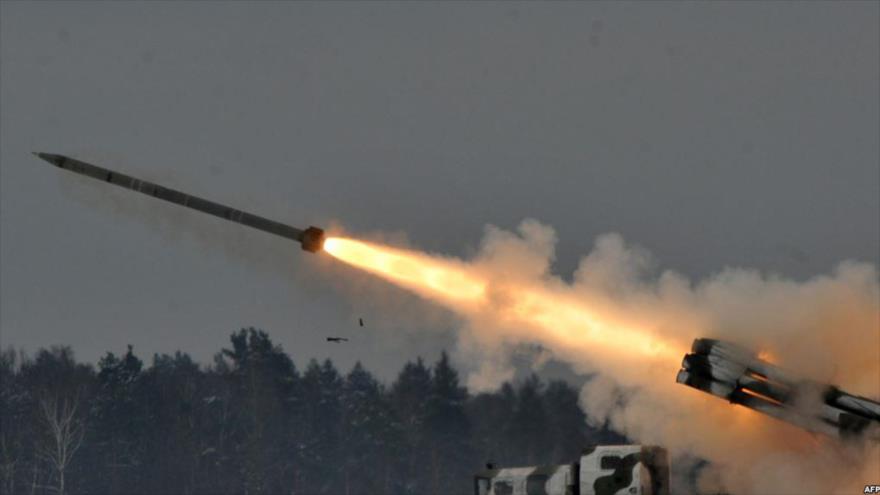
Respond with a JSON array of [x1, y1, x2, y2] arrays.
[[198, 354, 239, 494], [342, 363, 401, 495], [220, 328, 300, 494], [138, 352, 204, 494], [425, 352, 472, 495], [542, 380, 588, 464], [390, 358, 432, 494], [300, 359, 344, 494], [466, 381, 517, 468], [87, 345, 145, 494], [509, 374, 551, 466]]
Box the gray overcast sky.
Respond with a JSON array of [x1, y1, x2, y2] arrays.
[[1, 2, 877, 381]]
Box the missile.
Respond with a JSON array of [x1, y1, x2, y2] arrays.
[[33, 152, 325, 252], [676, 338, 880, 441]]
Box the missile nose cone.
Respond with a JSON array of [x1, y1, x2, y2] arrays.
[[32, 152, 64, 167]]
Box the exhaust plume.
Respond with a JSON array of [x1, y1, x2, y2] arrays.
[[325, 219, 879, 494]]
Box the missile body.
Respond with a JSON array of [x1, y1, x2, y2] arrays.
[[676, 338, 880, 441], [34, 153, 325, 252]]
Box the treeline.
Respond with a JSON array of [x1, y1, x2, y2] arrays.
[[0, 328, 624, 495]]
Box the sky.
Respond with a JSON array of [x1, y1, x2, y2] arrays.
[[1, 2, 877, 382]]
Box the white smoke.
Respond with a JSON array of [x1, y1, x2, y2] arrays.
[[427, 219, 878, 494]]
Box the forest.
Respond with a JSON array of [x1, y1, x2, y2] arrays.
[[0, 327, 626, 495]]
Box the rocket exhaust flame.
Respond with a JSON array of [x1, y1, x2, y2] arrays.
[[324, 236, 681, 361], [323, 237, 486, 302]]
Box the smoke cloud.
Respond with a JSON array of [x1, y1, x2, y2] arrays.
[[340, 219, 879, 494]]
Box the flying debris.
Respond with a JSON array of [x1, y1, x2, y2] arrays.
[[32, 152, 326, 252], [326, 337, 349, 343], [676, 338, 880, 441], [358, 318, 364, 327]]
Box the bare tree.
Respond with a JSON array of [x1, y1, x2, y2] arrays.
[[36, 392, 84, 495]]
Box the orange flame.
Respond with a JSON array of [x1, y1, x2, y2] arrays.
[[324, 237, 682, 361], [323, 237, 486, 302]]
